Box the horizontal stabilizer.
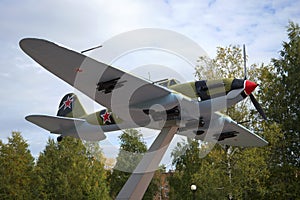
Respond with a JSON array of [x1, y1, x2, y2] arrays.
[[25, 115, 106, 141], [26, 115, 85, 133]]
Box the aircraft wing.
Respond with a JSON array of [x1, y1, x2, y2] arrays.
[[20, 38, 171, 110], [178, 112, 268, 147], [215, 114, 268, 147]]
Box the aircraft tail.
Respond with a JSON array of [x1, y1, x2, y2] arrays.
[[57, 93, 87, 118]]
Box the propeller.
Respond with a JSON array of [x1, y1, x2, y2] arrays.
[[243, 44, 247, 80], [243, 44, 267, 120], [249, 94, 267, 120]]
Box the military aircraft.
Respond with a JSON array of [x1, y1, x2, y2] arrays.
[[20, 38, 268, 199]]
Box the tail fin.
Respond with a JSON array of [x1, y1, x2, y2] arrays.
[[57, 93, 87, 118]]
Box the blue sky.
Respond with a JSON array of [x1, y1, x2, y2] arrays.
[[1, 0, 300, 166]]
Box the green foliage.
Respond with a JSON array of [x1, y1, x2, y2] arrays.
[[169, 140, 271, 199], [115, 129, 147, 172], [169, 139, 220, 199], [34, 137, 110, 200], [109, 129, 159, 199], [268, 21, 300, 166], [196, 45, 244, 79], [0, 133, 110, 200], [258, 21, 300, 199], [0, 132, 34, 200], [0, 130, 162, 199]]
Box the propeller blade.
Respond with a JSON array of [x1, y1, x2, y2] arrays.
[[249, 94, 267, 120], [227, 88, 244, 99], [243, 44, 247, 80], [242, 45, 266, 120]]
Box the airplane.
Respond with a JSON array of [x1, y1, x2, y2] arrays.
[[20, 38, 268, 199]]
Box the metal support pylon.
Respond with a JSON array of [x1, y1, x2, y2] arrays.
[[116, 125, 178, 200]]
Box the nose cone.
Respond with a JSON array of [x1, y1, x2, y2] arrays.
[[244, 80, 258, 95]]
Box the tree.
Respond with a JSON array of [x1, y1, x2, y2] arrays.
[[266, 21, 299, 166], [109, 129, 159, 199], [169, 139, 224, 199], [258, 21, 300, 199], [34, 137, 110, 199], [84, 141, 111, 199], [169, 138, 272, 199], [0, 132, 34, 199]]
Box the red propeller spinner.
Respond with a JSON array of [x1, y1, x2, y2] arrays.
[[244, 80, 258, 95]]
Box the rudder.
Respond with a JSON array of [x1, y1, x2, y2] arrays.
[[57, 93, 87, 118]]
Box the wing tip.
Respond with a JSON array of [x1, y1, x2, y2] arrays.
[[25, 114, 38, 122], [259, 139, 269, 147], [19, 38, 54, 55], [19, 38, 39, 50]]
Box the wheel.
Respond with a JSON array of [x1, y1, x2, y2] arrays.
[[57, 136, 63, 142], [196, 130, 205, 135]]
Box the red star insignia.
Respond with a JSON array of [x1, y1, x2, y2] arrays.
[[101, 111, 111, 124], [63, 96, 73, 110]]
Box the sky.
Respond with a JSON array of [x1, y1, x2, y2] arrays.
[[1, 0, 300, 167]]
